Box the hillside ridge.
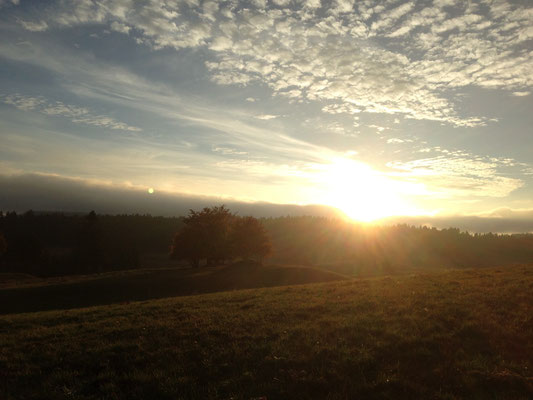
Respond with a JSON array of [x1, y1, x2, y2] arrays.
[[0, 262, 347, 314], [1, 265, 532, 399]]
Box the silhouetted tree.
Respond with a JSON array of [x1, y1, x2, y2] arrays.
[[231, 216, 272, 264], [0, 232, 7, 269], [7, 233, 44, 273], [0, 233, 6, 256], [73, 210, 103, 273], [202, 205, 235, 265], [170, 205, 236, 266], [170, 228, 204, 267]]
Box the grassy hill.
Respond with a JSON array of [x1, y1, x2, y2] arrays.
[[0, 263, 347, 314], [1, 265, 532, 399]]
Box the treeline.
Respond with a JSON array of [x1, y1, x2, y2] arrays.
[[1, 210, 532, 277], [263, 217, 533, 274], [170, 206, 271, 267], [0, 210, 183, 276]]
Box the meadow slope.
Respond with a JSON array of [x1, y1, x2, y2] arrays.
[[1, 266, 532, 399], [0, 263, 347, 314]]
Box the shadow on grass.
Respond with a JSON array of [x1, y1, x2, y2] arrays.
[[0, 262, 347, 314]]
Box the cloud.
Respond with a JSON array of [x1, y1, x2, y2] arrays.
[[431, 13, 483, 34], [11, 0, 533, 128], [371, 2, 415, 33], [368, 124, 387, 133], [386, 151, 525, 199], [208, 36, 232, 51], [110, 21, 131, 34], [387, 138, 405, 144], [0, 34, 340, 177], [322, 104, 362, 115], [0, 172, 343, 219], [1, 94, 141, 132], [3, 94, 45, 111], [18, 19, 48, 32], [71, 116, 141, 131], [41, 103, 89, 118], [304, 0, 321, 9], [512, 91, 530, 97], [2, 0, 532, 218], [212, 146, 248, 155], [0, 49, 347, 206], [330, 0, 355, 14], [0, 0, 20, 6], [255, 114, 278, 120], [479, 207, 533, 220]]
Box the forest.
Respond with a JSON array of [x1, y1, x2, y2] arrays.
[[1, 207, 533, 277]]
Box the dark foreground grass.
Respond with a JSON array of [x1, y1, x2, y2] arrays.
[[0, 263, 346, 314], [1, 266, 532, 399]]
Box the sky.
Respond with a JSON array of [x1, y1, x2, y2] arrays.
[[0, 0, 532, 224]]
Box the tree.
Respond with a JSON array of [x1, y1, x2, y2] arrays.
[[0, 233, 6, 268], [8, 233, 44, 273], [199, 205, 235, 265], [231, 216, 272, 264], [72, 210, 103, 273], [170, 226, 204, 267], [0, 233, 6, 255], [170, 205, 236, 267]]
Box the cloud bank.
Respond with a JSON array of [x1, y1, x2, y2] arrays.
[[0, 173, 343, 219]]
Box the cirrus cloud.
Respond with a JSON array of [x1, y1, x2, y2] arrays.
[[2, 94, 141, 132]]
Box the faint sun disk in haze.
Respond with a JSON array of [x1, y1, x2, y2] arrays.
[[148, 188, 154, 194], [318, 158, 425, 222]]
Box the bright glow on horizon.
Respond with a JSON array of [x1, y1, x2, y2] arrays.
[[317, 158, 428, 222]]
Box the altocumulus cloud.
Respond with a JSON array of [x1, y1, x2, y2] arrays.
[[12, 0, 531, 127], [4, 0, 532, 131]]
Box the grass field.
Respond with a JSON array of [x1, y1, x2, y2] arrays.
[[0, 263, 346, 314], [1, 265, 532, 399]]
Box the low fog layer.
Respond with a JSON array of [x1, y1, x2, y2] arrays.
[[2, 173, 533, 233], [382, 214, 533, 234], [0, 173, 343, 219]]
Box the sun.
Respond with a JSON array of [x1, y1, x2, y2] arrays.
[[316, 158, 423, 222]]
